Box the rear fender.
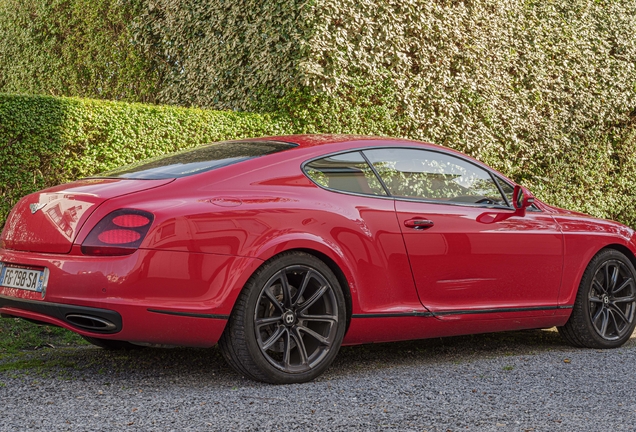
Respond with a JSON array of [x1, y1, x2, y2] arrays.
[[251, 234, 360, 309]]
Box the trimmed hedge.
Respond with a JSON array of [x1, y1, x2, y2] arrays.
[[0, 0, 160, 102], [1, 1, 636, 226], [290, 0, 636, 226], [131, 0, 636, 226], [0, 94, 294, 225]]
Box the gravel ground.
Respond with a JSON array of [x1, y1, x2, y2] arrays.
[[1, 328, 635, 431]]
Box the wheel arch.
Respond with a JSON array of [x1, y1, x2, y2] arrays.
[[560, 241, 636, 306], [219, 246, 353, 383], [603, 243, 636, 269], [247, 245, 354, 333], [294, 247, 353, 332], [558, 245, 636, 348]]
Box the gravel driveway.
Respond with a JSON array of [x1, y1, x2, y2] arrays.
[[1, 328, 635, 431]]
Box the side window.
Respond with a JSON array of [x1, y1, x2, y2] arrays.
[[303, 152, 387, 196], [363, 148, 507, 206]]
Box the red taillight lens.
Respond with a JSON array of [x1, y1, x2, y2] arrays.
[[112, 214, 151, 228], [97, 229, 142, 244], [81, 209, 154, 256]]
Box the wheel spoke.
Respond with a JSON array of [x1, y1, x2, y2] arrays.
[[608, 309, 621, 334], [604, 264, 610, 292], [592, 279, 606, 295], [262, 287, 285, 314], [589, 296, 604, 304], [290, 328, 308, 365], [599, 309, 610, 336], [256, 315, 283, 328], [612, 277, 634, 295], [261, 325, 286, 351], [608, 304, 630, 327], [298, 325, 330, 346], [279, 271, 292, 308], [282, 328, 292, 368], [293, 270, 314, 307], [612, 295, 636, 304], [609, 265, 619, 292], [299, 313, 338, 324], [592, 305, 604, 325], [298, 285, 329, 312]]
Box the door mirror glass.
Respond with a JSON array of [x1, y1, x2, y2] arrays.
[[513, 185, 535, 210]]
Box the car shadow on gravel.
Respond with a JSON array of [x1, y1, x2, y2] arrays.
[[4, 327, 633, 385], [329, 328, 597, 378]]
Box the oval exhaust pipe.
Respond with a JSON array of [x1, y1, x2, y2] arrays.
[[66, 314, 117, 332]]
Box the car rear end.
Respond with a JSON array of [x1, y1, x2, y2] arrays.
[[0, 140, 299, 347], [1, 178, 191, 341]]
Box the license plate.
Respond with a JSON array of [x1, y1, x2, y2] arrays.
[[0, 265, 46, 292]]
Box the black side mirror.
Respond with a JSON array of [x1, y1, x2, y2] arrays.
[[512, 185, 535, 215]]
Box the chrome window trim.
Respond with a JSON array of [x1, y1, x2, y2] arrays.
[[301, 145, 517, 210]]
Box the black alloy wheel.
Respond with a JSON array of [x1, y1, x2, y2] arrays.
[[559, 249, 636, 348], [254, 265, 339, 374], [219, 252, 346, 384], [588, 259, 635, 340]]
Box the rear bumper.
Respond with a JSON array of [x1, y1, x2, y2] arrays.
[[0, 248, 263, 347], [0, 295, 122, 333]]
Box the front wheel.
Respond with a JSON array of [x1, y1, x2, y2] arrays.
[[219, 252, 347, 384], [558, 249, 636, 348]]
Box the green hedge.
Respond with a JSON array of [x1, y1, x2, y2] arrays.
[[1, 1, 636, 226], [131, 0, 636, 226], [288, 0, 636, 226], [0, 0, 161, 102], [0, 94, 294, 225]]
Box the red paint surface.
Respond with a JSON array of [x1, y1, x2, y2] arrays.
[[1, 135, 634, 346]]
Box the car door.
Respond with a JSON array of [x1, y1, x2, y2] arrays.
[[363, 147, 564, 316], [302, 150, 425, 314]]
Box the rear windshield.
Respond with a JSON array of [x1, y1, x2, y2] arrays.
[[94, 141, 297, 179]]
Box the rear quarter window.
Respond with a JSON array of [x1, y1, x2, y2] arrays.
[[304, 152, 387, 196]]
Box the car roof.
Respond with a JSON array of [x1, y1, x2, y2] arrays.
[[249, 134, 430, 150], [249, 134, 484, 166], [245, 134, 516, 187]]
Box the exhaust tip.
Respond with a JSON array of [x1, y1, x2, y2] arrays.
[[66, 314, 117, 332]]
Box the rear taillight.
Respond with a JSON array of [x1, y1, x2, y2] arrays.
[[81, 209, 154, 256]]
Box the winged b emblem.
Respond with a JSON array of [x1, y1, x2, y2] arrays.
[[29, 203, 47, 214]]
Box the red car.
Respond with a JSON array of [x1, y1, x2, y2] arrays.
[[1, 135, 635, 383]]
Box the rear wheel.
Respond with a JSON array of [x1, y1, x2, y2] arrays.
[[219, 252, 346, 384], [81, 336, 141, 350], [558, 249, 636, 348]]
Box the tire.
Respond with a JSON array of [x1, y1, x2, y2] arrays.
[[81, 336, 141, 350], [558, 249, 636, 349], [219, 251, 347, 384]]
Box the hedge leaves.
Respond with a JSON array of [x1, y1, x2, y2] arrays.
[[1, 0, 636, 225]]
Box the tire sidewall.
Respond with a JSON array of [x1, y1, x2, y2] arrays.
[[242, 252, 347, 384], [578, 250, 636, 348]]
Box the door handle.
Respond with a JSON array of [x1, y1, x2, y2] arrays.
[[404, 218, 434, 230]]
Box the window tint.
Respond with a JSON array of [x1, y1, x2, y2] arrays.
[[363, 148, 506, 205], [494, 175, 514, 206], [95, 141, 296, 179], [304, 152, 387, 196]]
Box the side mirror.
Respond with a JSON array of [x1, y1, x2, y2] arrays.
[[512, 185, 535, 214]]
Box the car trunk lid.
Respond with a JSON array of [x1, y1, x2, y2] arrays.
[[1, 178, 173, 254]]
